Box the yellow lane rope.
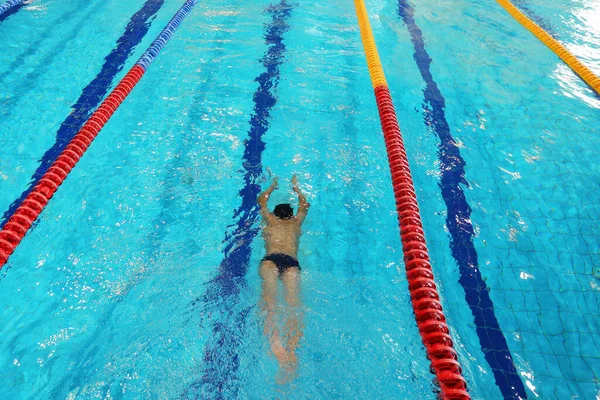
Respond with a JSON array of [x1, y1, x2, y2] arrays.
[[353, 0, 388, 89], [496, 0, 600, 94]]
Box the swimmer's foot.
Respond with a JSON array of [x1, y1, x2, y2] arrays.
[[276, 352, 299, 385]]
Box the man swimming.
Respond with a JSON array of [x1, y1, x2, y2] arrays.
[[257, 175, 309, 373]]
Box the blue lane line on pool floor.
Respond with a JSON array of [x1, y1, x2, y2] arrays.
[[0, 0, 24, 23], [186, 1, 294, 397], [396, 1, 528, 399], [0, 0, 165, 229], [0, 0, 106, 122]]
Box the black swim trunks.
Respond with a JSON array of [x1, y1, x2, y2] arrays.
[[262, 253, 301, 274]]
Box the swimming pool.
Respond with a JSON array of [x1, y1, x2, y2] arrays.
[[0, 0, 599, 398]]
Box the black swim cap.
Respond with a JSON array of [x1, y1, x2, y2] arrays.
[[273, 204, 294, 220]]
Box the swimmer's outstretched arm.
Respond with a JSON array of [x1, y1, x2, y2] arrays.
[[258, 178, 279, 216], [291, 175, 310, 224]]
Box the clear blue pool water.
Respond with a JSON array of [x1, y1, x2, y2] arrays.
[[0, 0, 599, 398]]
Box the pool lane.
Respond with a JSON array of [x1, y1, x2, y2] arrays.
[[396, 0, 528, 398], [186, 1, 295, 396], [0, 0, 166, 229]]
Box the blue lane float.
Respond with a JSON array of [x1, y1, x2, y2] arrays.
[[0, 0, 25, 22], [136, 0, 197, 70]]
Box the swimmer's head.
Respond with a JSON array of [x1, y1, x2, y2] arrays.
[[273, 204, 294, 220]]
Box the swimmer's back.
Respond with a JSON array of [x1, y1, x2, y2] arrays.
[[263, 217, 302, 257]]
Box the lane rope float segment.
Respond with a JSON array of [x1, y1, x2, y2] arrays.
[[353, 1, 470, 398], [0, 0, 24, 20], [0, 0, 198, 269], [497, 0, 600, 94]]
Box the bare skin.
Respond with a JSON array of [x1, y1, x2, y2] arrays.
[[257, 175, 309, 375]]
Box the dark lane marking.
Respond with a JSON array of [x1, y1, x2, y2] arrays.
[[0, 0, 103, 120], [396, 1, 528, 398], [185, 2, 294, 397], [0, 0, 166, 228]]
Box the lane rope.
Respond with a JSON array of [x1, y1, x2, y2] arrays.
[[497, 0, 600, 94], [353, 1, 470, 399], [0, 0, 198, 269], [0, 0, 24, 19], [0, 0, 167, 227]]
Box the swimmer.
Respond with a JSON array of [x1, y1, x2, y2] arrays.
[[257, 175, 310, 375]]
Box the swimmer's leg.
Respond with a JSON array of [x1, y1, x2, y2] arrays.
[[282, 267, 303, 369], [260, 260, 286, 363]]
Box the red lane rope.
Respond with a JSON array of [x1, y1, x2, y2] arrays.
[[354, 0, 469, 395], [0, 0, 199, 269], [374, 85, 470, 399], [0, 66, 145, 267]]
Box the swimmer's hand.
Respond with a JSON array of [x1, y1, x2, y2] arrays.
[[258, 178, 279, 211], [271, 177, 279, 190], [291, 175, 310, 223]]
